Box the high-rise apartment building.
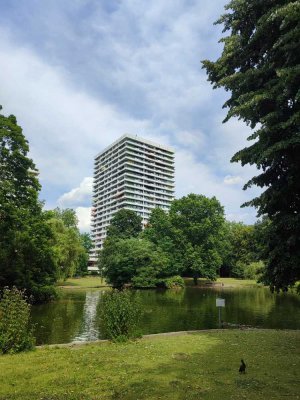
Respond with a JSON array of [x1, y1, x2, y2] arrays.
[[90, 134, 175, 261]]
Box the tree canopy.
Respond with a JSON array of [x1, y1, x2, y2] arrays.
[[0, 107, 57, 301], [100, 238, 170, 288], [144, 195, 227, 283], [0, 107, 88, 300], [45, 208, 87, 280], [202, 1, 300, 291], [169, 194, 226, 283], [106, 209, 142, 239]]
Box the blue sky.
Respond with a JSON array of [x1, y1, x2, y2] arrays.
[[0, 0, 261, 230]]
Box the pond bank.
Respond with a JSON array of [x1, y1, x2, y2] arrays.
[[1, 330, 299, 400], [57, 276, 260, 290], [32, 283, 300, 345], [38, 327, 277, 349]]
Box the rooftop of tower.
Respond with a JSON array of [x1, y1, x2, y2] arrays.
[[95, 133, 174, 159]]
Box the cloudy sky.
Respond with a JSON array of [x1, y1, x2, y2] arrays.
[[0, 0, 261, 231]]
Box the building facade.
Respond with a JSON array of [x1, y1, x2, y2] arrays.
[[90, 134, 175, 261]]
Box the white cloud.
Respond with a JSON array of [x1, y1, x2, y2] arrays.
[[76, 207, 92, 232], [0, 0, 262, 227], [0, 30, 150, 195], [58, 177, 93, 207], [224, 175, 244, 185], [175, 148, 258, 224]]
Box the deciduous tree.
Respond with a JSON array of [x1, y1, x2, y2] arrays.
[[106, 209, 142, 239], [0, 107, 57, 301], [100, 238, 169, 288]]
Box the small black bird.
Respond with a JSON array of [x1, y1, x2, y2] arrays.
[[239, 359, 246, 373]]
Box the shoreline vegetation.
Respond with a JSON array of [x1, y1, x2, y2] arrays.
[[0, 330, 299, 399], [57, 276, 262, 289]]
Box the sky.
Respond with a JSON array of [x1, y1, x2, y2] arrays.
[[0, 0, 261, 231]]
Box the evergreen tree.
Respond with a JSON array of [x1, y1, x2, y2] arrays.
[[202, 1, 300, 290]]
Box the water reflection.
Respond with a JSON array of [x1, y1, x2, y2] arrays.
[[72, 291, 101, 342], [31, 287, 300, 345]]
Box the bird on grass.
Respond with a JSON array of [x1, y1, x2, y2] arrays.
[[239, 359, 246, 373]]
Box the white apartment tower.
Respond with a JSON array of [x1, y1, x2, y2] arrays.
[[90, 134, 175, 261]]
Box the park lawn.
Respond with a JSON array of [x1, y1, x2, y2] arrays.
[[0, 330, 299, 400], [57, 276, 109, 288], [217, 277, 261, 287], [59, 277, 257, 290], [184, 277, 259, 288]]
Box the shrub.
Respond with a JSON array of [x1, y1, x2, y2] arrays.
[[244, 261, 265, 280], [131, 267, 158, 288], [231, 261, 246, 279], [0, 287, 35, 354], [158, 275, 185, 289], [30, 285, 58, 303], [99, 290, 143, 341]]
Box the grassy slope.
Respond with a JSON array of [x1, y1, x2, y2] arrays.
[[0, 330, 299, 400]]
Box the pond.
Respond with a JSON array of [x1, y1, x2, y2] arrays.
[[31, 286, 300, 345]]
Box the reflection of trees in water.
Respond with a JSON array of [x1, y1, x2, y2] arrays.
[[32, 291, 86, 344], [72, 291, 101, 342], [139, 287, 300, 334], [32, 287, 300, 344], [263, 291, 300, 329]]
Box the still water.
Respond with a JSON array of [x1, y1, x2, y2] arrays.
[[31, 286, 300, 345]]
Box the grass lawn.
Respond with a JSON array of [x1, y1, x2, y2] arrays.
[[59, 277, 257, 290], [217, 277, 261, 287], [184, 277, 260, 288], [57, 276, 108, 288], [0, 330, 299, 400]]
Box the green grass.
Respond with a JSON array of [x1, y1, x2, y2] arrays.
[[0, 330, 299, 399], [217, 277, 261, 287], [184, 277, 260, 288], [57, 276, 108, 288], [60, 277, 257, 290]]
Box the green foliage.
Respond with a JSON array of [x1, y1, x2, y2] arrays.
[[202, 1, 300, 290], [76, 233, 93, 276], [222, 222, 256, 278], [0, 108, 57, 301], [170, 194, 226, 281], [0, 287, 35, 354], [144, 195, 227, 283], [244, 261, 265, 280], [131, 267, 159, 288], [48, 208, 79, 228], [107, 209, 142, 239], [143, 208, 183, 276], [100, 238, 170, 288], [99, 290, 142, 341], [45, 208, 86, 281], [0, 107, 40, 213], [158, 275, 185, 289], [30, 285, 58, 303]]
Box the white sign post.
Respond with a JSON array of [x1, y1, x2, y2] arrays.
[[216, 298, 225, 327]]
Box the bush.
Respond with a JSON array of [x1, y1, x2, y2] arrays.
[[131, 267, 158, 288], [30, 285, 58, 303], [158, 275, 185, 289], [99, 290, 143, 341], [231, 261, 246, 279], [244, 261, 265, 280], [0, 287, 35, 354]]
